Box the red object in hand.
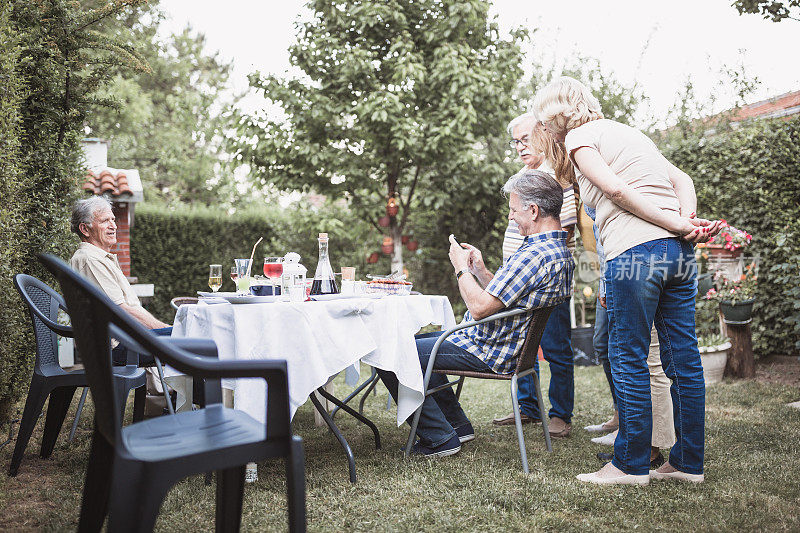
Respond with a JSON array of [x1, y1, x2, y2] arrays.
[[367, 252, 379, 264], [406, 239, 419, 252]]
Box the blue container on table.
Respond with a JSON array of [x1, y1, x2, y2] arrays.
[[250, 284, 281, 296]]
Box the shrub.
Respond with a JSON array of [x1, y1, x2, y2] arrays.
[[130, 202, 378, 322], [663, 117, 800, 355]]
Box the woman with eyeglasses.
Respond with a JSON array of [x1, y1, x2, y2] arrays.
[[533, 76, 721, 485]]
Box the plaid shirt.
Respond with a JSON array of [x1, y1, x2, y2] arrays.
[[450, 230, 574, 374]]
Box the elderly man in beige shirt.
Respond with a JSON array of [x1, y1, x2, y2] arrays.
[[70, 196, 171, 365]]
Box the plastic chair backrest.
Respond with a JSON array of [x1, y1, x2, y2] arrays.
[[513, 305, 556, 376], [38, 254, 158, 445], [13, 274, 69, 372]]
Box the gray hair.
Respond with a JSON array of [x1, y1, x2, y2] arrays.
[[71, 196, 113, 236], [506, 112, 537, 136], [502, 170, 563, 220]]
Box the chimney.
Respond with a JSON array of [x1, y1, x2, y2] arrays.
[[81, 138, 109, 170]]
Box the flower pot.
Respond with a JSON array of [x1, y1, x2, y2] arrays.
[[571, 325, 596, 366], [699, 341, 731, 385], [706, 244, 742, 260], [378, 216, 391, 227], [406, 240, 419, 252], [719, 299, 755, 323], [697, 273, 713, 296]]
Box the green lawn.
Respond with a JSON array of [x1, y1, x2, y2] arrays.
[[2, 365, 800, 531]]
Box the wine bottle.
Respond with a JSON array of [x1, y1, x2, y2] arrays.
[[310, 232, 339, 295]]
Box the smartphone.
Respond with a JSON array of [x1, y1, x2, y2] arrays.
[[448, 234, 467, 249]]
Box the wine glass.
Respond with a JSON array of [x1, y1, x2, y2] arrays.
[[230, 266, 239, 289], [208, 264, 222, 292], [263, 256, 284, 293]]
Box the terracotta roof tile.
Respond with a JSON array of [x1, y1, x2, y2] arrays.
[[83, 169, 135, 198], [731, 90, 800, 122]]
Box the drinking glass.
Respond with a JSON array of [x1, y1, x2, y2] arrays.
[[208, 264, 222, 292], [234, 258, 251, 294], [263, 256, 284, 292], [230, 266, 239, 289]]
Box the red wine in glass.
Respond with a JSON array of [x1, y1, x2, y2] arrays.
[[263, 262, 283, 279], [310, 278, 339, 295]]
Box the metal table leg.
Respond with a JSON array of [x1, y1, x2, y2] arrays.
[[309, 393, 357, 483], [331, 367, 379, 418], [316, 386, 381, 450]]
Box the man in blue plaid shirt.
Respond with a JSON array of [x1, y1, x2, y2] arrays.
[[377, 170, 574, 457]]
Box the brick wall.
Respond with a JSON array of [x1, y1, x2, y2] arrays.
[[110, 202, 131, 276]]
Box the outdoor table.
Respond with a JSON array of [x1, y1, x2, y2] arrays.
[[166, 294, 456, 480]]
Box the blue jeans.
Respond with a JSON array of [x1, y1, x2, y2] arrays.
[[516, 299, 574, 422], [377, 331, 492, 447], [112, 326, 173, 366], [606, 238, 705, 475], [594, 303, 616, 408]]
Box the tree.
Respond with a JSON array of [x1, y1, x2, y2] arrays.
[[236, 0, 526, 273], [518, 54, 645, 127], [85, 4, 243, 205], [0, 0, 146, 417], [732, 0, 800, 22]]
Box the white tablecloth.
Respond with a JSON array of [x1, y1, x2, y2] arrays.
[[168, 295, 456, 426]]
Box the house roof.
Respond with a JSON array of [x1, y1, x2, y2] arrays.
[[82, 168, 144, 203], [730, 90, 800, 122]]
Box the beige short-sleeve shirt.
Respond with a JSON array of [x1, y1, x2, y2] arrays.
[[565, 119, 680, 261], [69, 242, 141, 307]]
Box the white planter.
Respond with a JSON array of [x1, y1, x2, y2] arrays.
[[699, 341, 731, 385]]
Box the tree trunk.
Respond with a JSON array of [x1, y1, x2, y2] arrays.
[[390, 222, 403, 275], [724, 322, 755, 379]]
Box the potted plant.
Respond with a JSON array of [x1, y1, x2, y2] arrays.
[[703, 264, 758, 323], [697, 222, 752, 260], [697, 333, 731, 385]]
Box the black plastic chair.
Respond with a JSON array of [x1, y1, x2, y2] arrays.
[[9, 274, 146, 477], [404, 305, 556, 473], [39, 254, 306, 533]]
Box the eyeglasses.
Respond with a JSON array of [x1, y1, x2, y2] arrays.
[[508, 135, 530, 149]]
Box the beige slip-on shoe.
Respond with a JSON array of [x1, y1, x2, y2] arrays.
[[649, 469, 705, 483], [576, 471, 650, 485], [590, 429, 618, 446]]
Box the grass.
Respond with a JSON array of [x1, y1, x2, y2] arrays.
[[2, 365, 800, 531]]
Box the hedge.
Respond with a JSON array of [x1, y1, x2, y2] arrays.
[[662, 117, 800, 355], [130, 202, 382, 322]]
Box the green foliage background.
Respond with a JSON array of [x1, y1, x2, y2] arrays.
[[0, 0, 145, 418], [662, 117, 800, 354], [130, 202, 382, 322]]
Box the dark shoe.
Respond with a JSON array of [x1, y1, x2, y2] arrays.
[[598, 452, 667, 469], [491, 412, 540, 426], [408, 434, 462, 458], [455, 423, 475, 443], [650, 452, 665, 469]]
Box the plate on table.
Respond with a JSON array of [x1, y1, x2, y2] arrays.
[[197, 291, 279, 304], [309, 293, 384, 301]]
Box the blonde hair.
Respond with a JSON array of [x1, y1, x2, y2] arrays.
[[533, 76, 604, 136], [528, 122, 576, 188]]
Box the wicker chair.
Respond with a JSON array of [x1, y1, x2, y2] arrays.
[[404, 305, 556, 473]]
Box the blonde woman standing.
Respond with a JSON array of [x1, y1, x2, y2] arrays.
[[533, 77, 720, 485]]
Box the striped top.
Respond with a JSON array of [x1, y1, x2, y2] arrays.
[[502, 164, 577, 261]]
